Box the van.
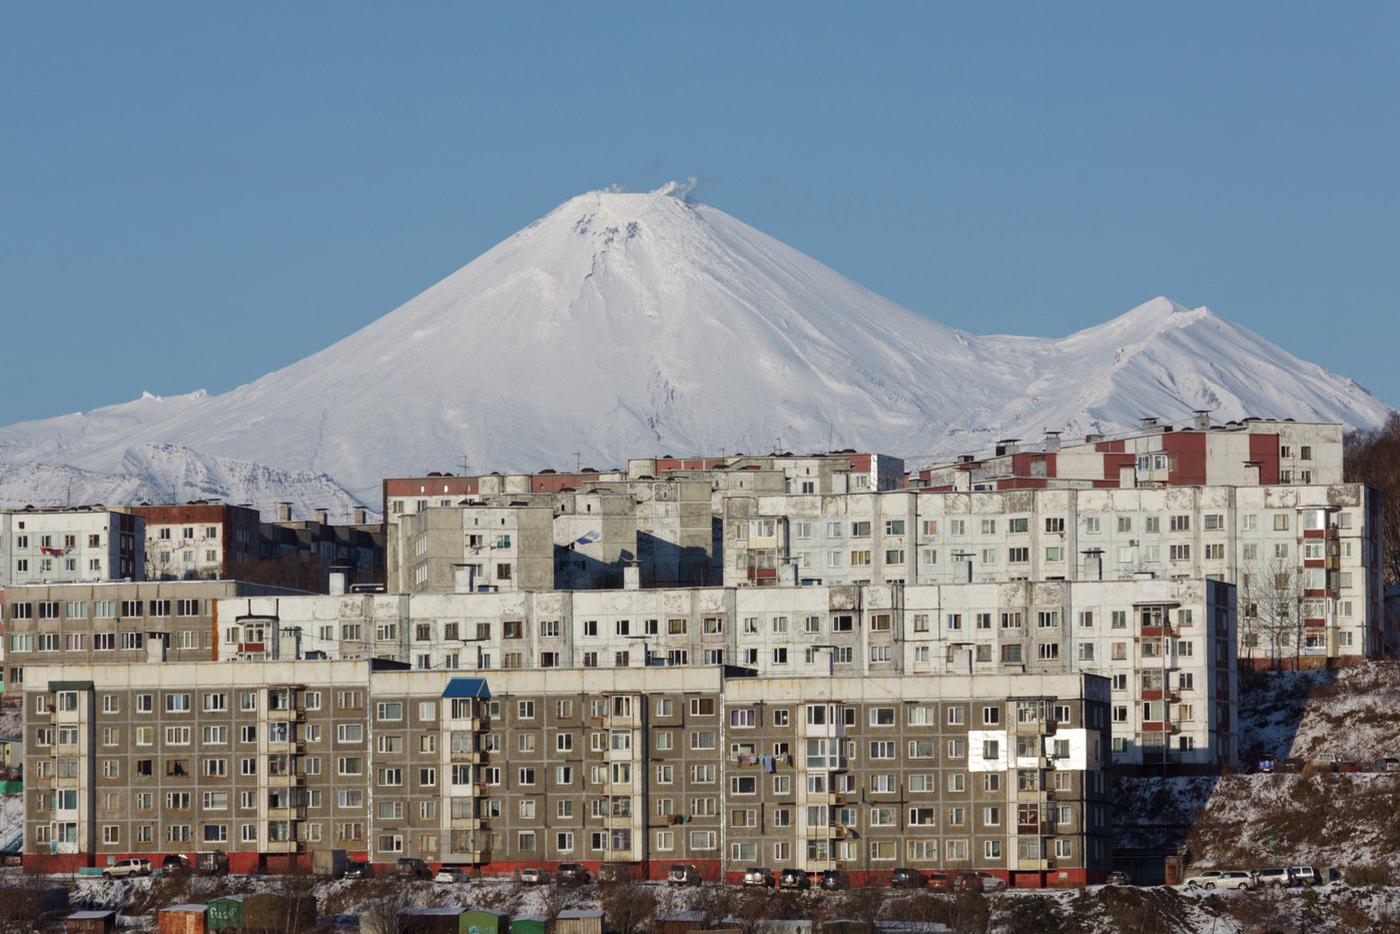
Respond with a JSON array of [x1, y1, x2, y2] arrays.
[[1289, 866, 1321, 887], [1256, 868, 1292, 888]]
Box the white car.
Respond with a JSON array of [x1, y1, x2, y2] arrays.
[[1214, 871, 1257, 891], [434, 868, 469, 884], [103, 858, 153, 879], [1184, 870, 1223, 889]]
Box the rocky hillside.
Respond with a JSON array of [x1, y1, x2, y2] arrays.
[[1117, 661, 1400, 875]]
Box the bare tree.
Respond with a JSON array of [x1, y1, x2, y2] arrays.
[[600, 880, 657, 934], [1240, 556, 1303, 667], [1345, 414, 1400, 588]]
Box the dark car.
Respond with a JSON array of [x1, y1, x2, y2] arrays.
[[667, 864, 702, 887], [890, 868, 928, 889], [557, 862, 591, 886], [161, 854, 192, 873], [926, 871, 951, 892], [395, 857, 431, 879], [1105, 871, 1131, 886], [819, 869, 851, 891], [598, 863, 635, 884], [779, 868, 811, 890], [951, 871, 990, 893], [342, 860, 371, 879]]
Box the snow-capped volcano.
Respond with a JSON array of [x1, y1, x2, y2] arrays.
[[0, 185, 1391, 509]]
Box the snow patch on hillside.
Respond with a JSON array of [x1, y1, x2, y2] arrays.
[[0, 443, 366, 520]]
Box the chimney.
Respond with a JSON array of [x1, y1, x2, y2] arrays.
[[277, 502, 293, 523], [315, 507, 329, 526], [453, 564, 476, 594], [623, 564, 641, 590], [994, 439, 1019, 456], [1084, 433, 1104, 444], [1193, 410, 1211, 431], [1043, 431, 1061, 452], [1140, 417, 1163, 433], [328, 567, 350, 595], [353, 507, 368, 525]]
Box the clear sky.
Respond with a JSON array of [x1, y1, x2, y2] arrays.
[[2, 3, 1397, 426]]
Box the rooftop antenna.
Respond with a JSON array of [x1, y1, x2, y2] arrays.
[[574, 452, 581, 473]]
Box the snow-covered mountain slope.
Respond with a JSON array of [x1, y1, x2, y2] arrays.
[[0, 184, 1391, 503], [0, 443, 362, 520]]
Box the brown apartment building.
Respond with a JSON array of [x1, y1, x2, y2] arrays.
[[21, 661, 1112, 887], [2, 580, 308, 691]]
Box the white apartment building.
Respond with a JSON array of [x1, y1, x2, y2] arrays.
[[1, 509, 144, 587], [217, 576, 1234, 768], [917, 417, 1344, 491], [724, 483, 1383, 663]]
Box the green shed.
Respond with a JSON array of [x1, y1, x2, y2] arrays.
[[510, 916, 549, 934], [463, 908, 509, 934], [206, 896, 247, 931]]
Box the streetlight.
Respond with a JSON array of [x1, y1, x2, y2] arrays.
[[951, 550, 974, 583]]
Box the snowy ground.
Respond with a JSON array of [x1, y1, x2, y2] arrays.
[[1115, 661, 1400, 873], [6, 869, 1400, 933], [1237, 661, 1400, 764]]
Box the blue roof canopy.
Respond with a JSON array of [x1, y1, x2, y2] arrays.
[[442, 677, 490, 699]]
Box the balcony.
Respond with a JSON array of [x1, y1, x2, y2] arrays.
[[449, 816, 483, 831], [267, 805, 307, 821], [267, 707, 304, 722], [1140, 721, 1179, 734], [264, 839, 302, 854], [449, 749, 483, 765]]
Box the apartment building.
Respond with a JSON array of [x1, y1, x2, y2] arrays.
[[916, 416, 1343, 492], [260, 503, 384, 591], [723, 482, 1383, 663], [389, 500, 556, 594], [1, 508, 143, 587], [381, 453, 901, 594], [217, 577, 1232, 768], [2, 580, 309, 691], [127, 503, 262, 581], [20, 661, 1111, 886]]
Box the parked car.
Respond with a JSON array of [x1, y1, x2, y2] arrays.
[[890, 868, 928, 889], [557, 863, 591, 886], [926, 871, 952, 892], [1214, 871, 1257, 891], [779, 868, 811, 890], [1256, 868, 1293, 888], [395, 858, 431, 880], [598, 863, 635, 884], [103, 858, 153, 879], [973, 872, 1007, 892], [820, 869, 851, 891], [1256, 755, 1276, 773], [161, 854, 191, 873], [434, 868, 469, 884], [1377, 757, 1400, 773], [197, 850, 229, 876], [1184, 870, 1224, 889], [515, 866, 548, 885], [667, 863, 702, 887], [1289, 866, 1321, 887], [743, 867, 776, 888], [1104, 871, 1131, 886], [342, 861, 371, 880]]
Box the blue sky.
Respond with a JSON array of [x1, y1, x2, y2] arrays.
[[2, 3, 1397, 425]]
